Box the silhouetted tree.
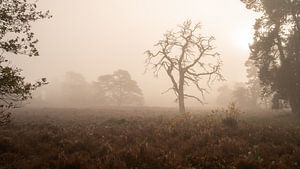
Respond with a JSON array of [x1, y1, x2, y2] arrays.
[[95, 70, 144, 106], [0, 0, 50, 125], [241, 0, 300, 114], [145, 20, 223, 113]]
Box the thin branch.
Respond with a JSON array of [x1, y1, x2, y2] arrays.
[[184, 94, 205, 104]]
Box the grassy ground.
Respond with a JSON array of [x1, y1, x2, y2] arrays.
[[1, 107, 300, 169]]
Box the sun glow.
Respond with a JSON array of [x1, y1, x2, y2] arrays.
[[234, 28, 254, 51]]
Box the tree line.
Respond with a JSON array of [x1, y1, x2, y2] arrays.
[[33, 70, 144, 108]]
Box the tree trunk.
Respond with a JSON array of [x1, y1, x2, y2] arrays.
[[290, 96, 300, 114], [118, 85, 122, 106], [178, 72, 185, 113], [178, 91, 185, 114]]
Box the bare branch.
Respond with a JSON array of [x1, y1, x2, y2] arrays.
[[144, 20, 223, 112], [184, 94, 205, 104]]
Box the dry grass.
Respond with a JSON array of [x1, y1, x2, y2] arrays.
[[1, 107, 300, 169]]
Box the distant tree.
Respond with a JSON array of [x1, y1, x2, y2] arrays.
[[232, 84, 251, 108], [61, 72, 91, 107], [0, 0, 50, 125], [245, 59, 262, 107], [271, 93, 289, 110], [145, 20, 223, 113], [216, 85, 233, 106], [241, 0, 300, 114], [91, 79, 107, 105], [217, 82, 260, 109], [95, 70, 144, 106], [245, 59, 274, 109]]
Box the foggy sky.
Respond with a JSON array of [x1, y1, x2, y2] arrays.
[[10, 0, 257, 106]]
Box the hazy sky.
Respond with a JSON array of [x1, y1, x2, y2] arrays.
[[11, 0, 258, 106]]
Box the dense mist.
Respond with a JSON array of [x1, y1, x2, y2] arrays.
[[10, 0, 257, 107], [2, 0, 300, 168]]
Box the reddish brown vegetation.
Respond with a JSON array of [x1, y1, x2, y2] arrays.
[[1, 108, 300, 169]]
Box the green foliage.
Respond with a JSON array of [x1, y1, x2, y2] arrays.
[[0, 0, 51, 125], [0, 59, 47, 126], [0, 0, 51, 56]]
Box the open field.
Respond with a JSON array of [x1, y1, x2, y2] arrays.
[[1, 108, 300, 169]]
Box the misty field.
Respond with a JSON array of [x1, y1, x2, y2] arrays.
[[1, 108, 300, 169]]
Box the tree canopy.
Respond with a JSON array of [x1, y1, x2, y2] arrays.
[[0, 0, 50, 125], [94, 70, 144, 106], [241, 0, 300, 113]]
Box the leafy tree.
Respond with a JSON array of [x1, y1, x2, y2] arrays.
[[245, 59, 274, 109], [0, 0, 50, 125], [95, 70, 144, 106], [145, 20, 223, 113], [271, 92, 289, 110], [241, 0, 300, 114]]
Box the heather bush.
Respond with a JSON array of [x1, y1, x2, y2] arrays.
[[212, 103, 243, 129]]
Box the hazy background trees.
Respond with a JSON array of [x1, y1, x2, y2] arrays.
[[215, 85, 233, 106], [61, 72, 92, 107], [216, 83, 252, 109], [94, 70, 144, 106], [30, 70, 144, 108], [216, 80, 268, 110], [145, 20, 223, 113]]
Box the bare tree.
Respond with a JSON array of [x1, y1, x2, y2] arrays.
[[145, 20, 223, 113]]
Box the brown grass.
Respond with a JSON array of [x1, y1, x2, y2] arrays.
[[1, 108, 300, 169]]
